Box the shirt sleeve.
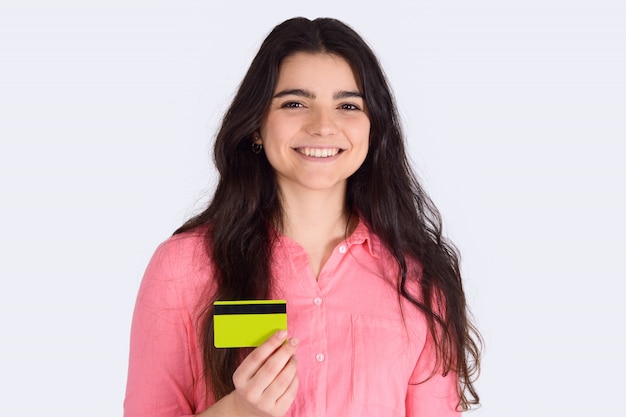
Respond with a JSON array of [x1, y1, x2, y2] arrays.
[[123, 237, 209, 417], [405, 328, 461, 416]]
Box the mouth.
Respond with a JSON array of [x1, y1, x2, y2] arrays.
[[295, 147, 343, 158]]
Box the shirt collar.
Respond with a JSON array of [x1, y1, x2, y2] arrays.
[[273, 216, 381, 259], [346, 217, 381, 259]]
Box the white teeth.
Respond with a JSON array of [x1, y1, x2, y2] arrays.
[[298, 147, 340, 158]]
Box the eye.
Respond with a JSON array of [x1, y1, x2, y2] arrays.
[[280, 101, 304, 109], [339, 103, 361, 111]]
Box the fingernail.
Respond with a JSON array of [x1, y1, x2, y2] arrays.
[[276, 330, 288, 339], [289, 337, 299, 347]]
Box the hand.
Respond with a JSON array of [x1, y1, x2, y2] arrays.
[[229, 330, 299, 417]]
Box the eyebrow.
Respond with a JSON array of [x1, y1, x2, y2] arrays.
[[273, 89, 364, 100]]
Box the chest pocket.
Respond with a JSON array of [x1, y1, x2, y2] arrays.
[[351, 314, 418, 414]]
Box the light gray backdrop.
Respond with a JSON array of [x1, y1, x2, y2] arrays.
[[1, 0, 624, 415]]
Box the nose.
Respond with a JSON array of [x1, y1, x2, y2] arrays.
[[305, 107, 337, 137]]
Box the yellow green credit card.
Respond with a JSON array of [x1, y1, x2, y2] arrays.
[[213, 300, 287, 348]]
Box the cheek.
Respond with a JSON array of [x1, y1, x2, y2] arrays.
[[351, 121, 370, 147], [358, 124, 371, 162], [260, 116, 293, 145], [259, 113, 278, 140], [351, 123, 370, 165]]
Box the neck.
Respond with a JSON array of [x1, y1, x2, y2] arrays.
[[278, 184, 355, 278], [280, 188, 350, 243]]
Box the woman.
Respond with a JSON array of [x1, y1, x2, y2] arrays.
[[124, 17, 481, 417]]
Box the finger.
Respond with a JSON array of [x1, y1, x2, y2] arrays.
[[233, 331, 289, 391], [250, 337, 299, 391], [274, 364, 299, 413], [261, 353, 298, 401]]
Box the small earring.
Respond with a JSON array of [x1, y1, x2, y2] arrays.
[[252, 132, 263, 154]]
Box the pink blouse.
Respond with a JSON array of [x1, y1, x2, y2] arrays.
[[124, 220, 460, 416]]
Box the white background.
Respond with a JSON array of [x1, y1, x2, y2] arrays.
[[1, 0, 624, 415]]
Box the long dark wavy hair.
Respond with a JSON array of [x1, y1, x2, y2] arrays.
[[175, 17, 481, 410]]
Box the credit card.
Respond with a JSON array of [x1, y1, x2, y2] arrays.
[[213, 300, 287, 348]]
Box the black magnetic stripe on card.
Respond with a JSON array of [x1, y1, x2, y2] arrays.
[[214, 303, 287, 315]]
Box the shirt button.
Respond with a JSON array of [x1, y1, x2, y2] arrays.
[[315, 353, 325, 362], [314, 297, 322, 305], [338, 245, 347, 254]]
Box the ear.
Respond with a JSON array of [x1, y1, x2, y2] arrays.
[[253, 131, 263, 144]]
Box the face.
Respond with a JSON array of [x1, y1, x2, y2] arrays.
[[258, 52, 370, 197]]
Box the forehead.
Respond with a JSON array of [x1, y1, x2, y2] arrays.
[[275, 52, 362, 92]]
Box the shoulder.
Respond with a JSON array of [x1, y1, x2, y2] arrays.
[[355, 220, 426, 307], [356, 219, 424, 276], [138, 225, 214, 309], [148, 226, 211, 276]]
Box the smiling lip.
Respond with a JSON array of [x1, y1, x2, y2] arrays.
[[295, 147, 342, 158]]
